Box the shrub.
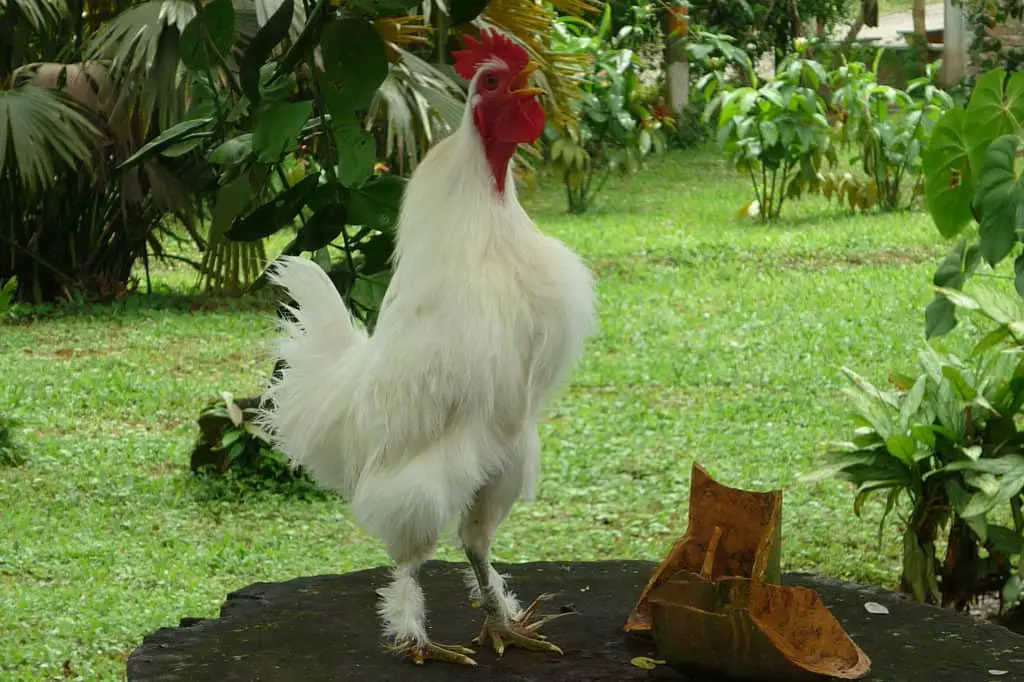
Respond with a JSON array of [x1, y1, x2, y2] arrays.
[[708, 46, 835, 221], [823, 57, 953, 211], [545, 8, 671, 214], [190, 392, 321, 495], [812, 316, 1024, 611]]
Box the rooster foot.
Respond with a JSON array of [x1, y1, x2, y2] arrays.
[[474, 593, 572, 657], [394, 640, 478, 666]]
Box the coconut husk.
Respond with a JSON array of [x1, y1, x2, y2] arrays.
[[624, 462, 782, 634]]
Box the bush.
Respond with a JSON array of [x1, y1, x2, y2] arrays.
[[812, 318, 1024, 611], [190, 392, 321, 496], [545, 8, 671, 214], [706, 45, 834, 221], [823, 57, 953, 211]]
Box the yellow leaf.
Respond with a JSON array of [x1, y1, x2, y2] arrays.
[[630, 657, 661, 670]]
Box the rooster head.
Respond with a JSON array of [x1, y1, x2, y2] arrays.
[[453, 30, 544, 193]]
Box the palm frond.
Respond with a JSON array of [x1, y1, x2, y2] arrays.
[[369, 45, 465, 173], [1, 0, 67, 33], [375, 15, 432, 59], [252, 0, 306, 42], [474, 0, 596, 130], [86, 0, 194, 131], [0, 84, 100, 193]]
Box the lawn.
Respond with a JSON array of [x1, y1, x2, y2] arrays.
[[879, 0, 942, 14], [0, 147, 966, 680]]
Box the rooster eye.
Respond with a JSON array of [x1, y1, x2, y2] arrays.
[[481, 73, 500, 91]]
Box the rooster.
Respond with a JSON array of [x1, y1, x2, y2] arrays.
[[258, 30, 596, 666]]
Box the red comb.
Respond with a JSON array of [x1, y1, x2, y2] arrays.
[[452, 29, 530, 80]]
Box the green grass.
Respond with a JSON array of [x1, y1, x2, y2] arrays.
[[1, 148, 967, 680], [879, 0, 941, 15]]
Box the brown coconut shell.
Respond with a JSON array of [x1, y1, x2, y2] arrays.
[[624, 462, 782, 634], [648, 571, 871, 682]]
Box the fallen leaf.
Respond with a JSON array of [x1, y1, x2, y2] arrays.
[[630, 656, 659, 670], [864, 601, 889, 614]]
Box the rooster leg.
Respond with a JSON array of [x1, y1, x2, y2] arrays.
[[465, 550, 568, 656], [378, 558, 478, 666], [458, 430, 566, 656]]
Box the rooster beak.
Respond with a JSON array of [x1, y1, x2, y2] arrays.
[[511, 62, 543, 98]]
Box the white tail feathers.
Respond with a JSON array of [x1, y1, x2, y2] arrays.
[[257, 256, 369, 492], [267, 255, 363, 356]]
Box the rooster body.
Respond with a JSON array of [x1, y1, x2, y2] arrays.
[[260, 31, 595, 666]]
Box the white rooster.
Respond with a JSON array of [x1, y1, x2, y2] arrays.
[[258, 30, 596, 666]]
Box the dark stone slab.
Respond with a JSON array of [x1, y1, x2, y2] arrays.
[[127, 560, 1024, 682]]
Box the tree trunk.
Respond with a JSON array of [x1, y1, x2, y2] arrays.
[[912, 0, 928, 70]]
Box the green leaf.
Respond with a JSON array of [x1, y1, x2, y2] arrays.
[[923, 108, 974, 238], [973, 326, 1011, 357], [900, 375, 927, 429], [1015, 253, 1024, 300], [179, 0, 235, 70], [1003, 575, 1023, 606], [759, 120, 779, 147], [227, 172, 321, 241], [240, 0, 294, 105], [961, 471, 1024, 518], [211, 176, 253, 237], [351, 270, 392, 311], [941, 454, 1024, 476], [933, 239, 981, 289], [347, 175, 406, 232], [321, 83, 376, 188], [447, 0, 490, 24], [886, 433, 917, 467], [942, 364, 977, 401], [975, 135, 1024, 266], [208, 133, 253, 166], [253, 101, 312, 163], [293, 204, 347, 252], [116, 117, 215, 172], [925, 295, 958, 339], [934, 286, 980, 311], [272, 0, 331, 82], [965, 70, 1024, 173], [319, 17, 388, 111]]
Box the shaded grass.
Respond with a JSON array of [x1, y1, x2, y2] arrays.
[[0, 148, 966, 680]]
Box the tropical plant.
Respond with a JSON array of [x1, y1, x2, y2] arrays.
[[544, 8, 670, 214], [708, 46, 835, 221], [2, 0, 594, 304], [190, 392, 321, 494], [922, 69, 1024, 338], [0, 0, 211, 302], [809, 302, 1024, 610], [687, 0, 852, 61], [115, 0, 596, 320], [824, 56, 952, 211]]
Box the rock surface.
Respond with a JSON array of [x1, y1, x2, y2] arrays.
[[127, 560, 1024, 681]]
